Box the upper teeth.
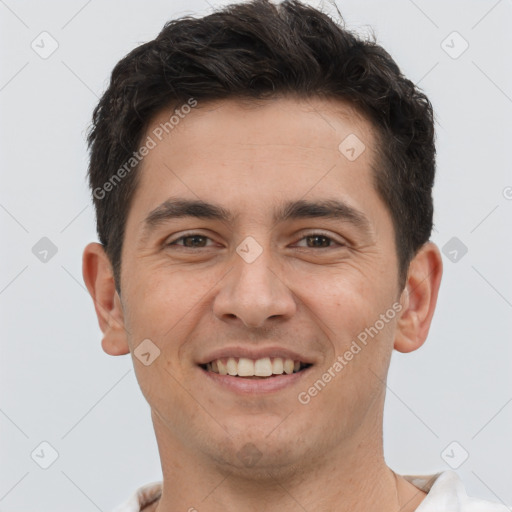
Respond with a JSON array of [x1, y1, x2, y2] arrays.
[[206, 357, 303, 377]]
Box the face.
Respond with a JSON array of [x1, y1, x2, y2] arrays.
[[115, 96, 404, 475]]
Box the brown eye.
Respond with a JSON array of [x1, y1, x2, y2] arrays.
[[305, 235, 332, 248], [167, 234, 212, 248], [295, 233, 343, 249]]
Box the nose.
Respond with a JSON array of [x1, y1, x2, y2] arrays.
[[212, 243, 297, 329]]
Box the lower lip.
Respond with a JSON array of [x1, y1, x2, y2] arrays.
[[200, 366, 311, 394]]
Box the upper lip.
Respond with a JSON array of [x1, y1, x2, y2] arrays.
[[197, 346, 316, 366]]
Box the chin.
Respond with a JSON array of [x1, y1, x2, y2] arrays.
[[205, 424, 309, 477]]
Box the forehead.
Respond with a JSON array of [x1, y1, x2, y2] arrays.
[[145, 95, 375, 155], [125, 95, 384, 238]]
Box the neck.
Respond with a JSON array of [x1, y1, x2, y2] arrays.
[[149, 411, 426, 512]]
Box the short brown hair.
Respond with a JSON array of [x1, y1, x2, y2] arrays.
[[87, 0, 435, 293]]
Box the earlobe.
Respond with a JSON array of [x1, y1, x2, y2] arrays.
[[82, 242, 130, 356], [394, 242, 443, 354]]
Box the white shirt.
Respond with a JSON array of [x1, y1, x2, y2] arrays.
[[111, 470, 510, 511]]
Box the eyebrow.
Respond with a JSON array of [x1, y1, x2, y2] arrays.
[[140, 197, 372, 241]]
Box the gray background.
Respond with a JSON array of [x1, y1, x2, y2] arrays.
[[1, 0, 511, 510]]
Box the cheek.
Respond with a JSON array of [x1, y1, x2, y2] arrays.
[[128, 264, 203, 319], [120, 266, 204, 370], [124, 268, 203, 410], [296, 270, 387, 341], [294, 268, 398, 395]]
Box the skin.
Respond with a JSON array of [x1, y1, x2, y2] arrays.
[[83, 96, 443, 512]]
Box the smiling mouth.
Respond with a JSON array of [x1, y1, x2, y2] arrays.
[[199, 357, 312, 378]]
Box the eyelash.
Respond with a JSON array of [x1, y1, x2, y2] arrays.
[[166, 232, 345, 249]]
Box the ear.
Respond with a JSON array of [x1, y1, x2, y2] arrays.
[[82, 242, 130, 356], [394, 242, 443, 353]]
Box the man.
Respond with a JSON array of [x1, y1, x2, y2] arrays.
[[82, 0, 508, 510]]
